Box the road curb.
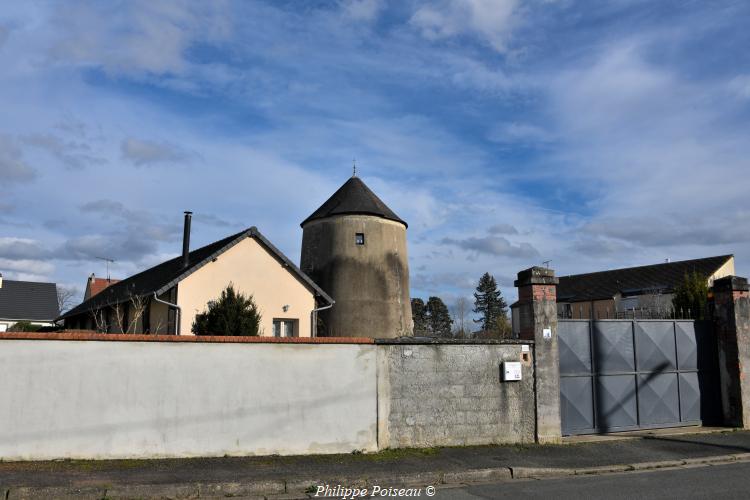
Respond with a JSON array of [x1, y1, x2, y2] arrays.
[[510, 466, 577, 479], [507, 453, 750, 480], [3, 454, 750, 499], [574, 464, 634, 475], [7, 485, 108, 500], [442, 467, 513, 484]]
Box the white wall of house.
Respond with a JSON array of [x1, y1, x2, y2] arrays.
[[0, 339, 377, 460], [176, 236, 317, 336], [0, 320, 55, 332], [710, 257, 735, 286]]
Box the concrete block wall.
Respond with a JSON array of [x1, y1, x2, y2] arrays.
[[377, 341, 536, 449]]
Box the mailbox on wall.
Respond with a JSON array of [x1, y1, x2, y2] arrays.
[[502, 361, 523, 381]]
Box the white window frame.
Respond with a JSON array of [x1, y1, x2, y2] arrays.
[[273, 318, 298, 337]]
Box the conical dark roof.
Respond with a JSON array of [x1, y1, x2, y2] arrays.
[[301, 176, 407, 227]]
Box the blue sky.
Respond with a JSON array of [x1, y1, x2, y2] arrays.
[[1, 0, 749, 311]]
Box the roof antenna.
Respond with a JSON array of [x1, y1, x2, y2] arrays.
[[543, 260, 551, 269], [352, 158, 357, 177], [96, 256, 115, 281]]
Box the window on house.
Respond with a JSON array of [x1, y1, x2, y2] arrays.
[[273, 319, 298, 337], [561, 303, 572, 319], [355, 233, 365, 245], [620, 296, 639, 311]]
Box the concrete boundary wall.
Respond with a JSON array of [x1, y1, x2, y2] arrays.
[[0, 334, 535, 460], [0, 338, 378, 460]]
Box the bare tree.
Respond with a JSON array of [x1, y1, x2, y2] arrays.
[[453, 297, 469, 338], [57, 287, 78, 314], [110, 293, 148, 334], [112, 302, 127, 334], [473, 316, 513, 340], [496, 316, 512, 339], [91, 308, 107, 333], [127, 294, 147, 334], [151, 317, 163, 335]]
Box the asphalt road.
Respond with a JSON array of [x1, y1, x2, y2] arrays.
[[431, 461, 750, 500]]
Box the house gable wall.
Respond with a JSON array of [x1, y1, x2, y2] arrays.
[[710, 256, 735, 286], [177, 236, 316, 336]]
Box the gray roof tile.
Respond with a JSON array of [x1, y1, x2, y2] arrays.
[[0, 279, 59, 321], [557, 255, 733, 302]]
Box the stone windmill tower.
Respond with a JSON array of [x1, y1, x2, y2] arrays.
[[300, 174, 412, 338]]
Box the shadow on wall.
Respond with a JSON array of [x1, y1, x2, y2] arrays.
[[590, 320, 722, 433], [593, 360, 670, 433]]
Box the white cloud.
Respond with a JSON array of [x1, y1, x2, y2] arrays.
[[449, 57, 516, 94], [488, 122, 554, 145], [410, 0, 519, 53], [536, 37, 750, 272], [341, 0, 384, 22], [0, 258, 54, 277], [48, 1, 231, 77], [729, 74, 750, 100]]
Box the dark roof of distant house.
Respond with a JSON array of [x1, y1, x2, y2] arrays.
[[0, 279, 59, 322], [557, 255, 734, 302], [301, 176, 407, 227], [59, 227, 333, 321], [85, 277, 120, 300]]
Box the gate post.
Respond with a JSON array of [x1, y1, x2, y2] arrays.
[[515, 266, 561, 443], [713, 276, 750, 428]]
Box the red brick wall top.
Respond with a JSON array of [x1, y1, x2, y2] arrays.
[[0, 331, 375, 344]]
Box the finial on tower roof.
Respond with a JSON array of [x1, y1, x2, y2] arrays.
[[352, 158, 356, 177]]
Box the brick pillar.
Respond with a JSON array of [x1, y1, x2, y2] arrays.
[[713, 276, 750, 428], [515, 266, 561, 443]]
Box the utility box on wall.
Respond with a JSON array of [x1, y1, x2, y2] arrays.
[[502, 361, 523, 381]]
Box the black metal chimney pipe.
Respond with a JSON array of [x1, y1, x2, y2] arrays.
[[182, 211, 192, 268]]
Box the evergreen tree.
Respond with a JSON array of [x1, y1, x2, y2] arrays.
[[411, 298, 429, 336], [672, 271, 709, 320], [473, 272, 509, 334], [8, 321, 40, 332], [192, 284, 262, 336], [426, 296, 453, 338]]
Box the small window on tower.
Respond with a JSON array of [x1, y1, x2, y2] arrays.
[[355, 233, 365, 245]]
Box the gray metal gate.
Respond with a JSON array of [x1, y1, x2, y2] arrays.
[[558, 319, 719, 435]]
